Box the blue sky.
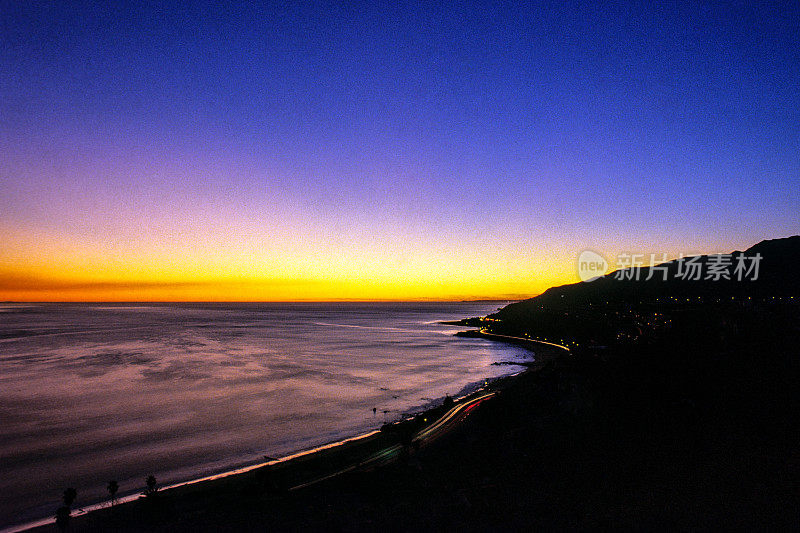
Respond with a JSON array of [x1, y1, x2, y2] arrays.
[[1, 0, 798, 300]]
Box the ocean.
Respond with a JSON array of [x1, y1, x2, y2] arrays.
[[0, 302, 533, 528]]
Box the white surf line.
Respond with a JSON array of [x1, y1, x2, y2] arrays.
[[1, 429, 383, 533]]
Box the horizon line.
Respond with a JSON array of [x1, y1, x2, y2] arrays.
[[0, 297, 532, 304]]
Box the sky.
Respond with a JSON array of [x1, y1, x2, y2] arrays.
[[1, 0, 798, 301]]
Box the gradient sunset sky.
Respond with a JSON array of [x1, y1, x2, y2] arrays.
[[2, 1, 798, 301]]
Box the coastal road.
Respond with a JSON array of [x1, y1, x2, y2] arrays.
[[413, 391, 495, 444], [477, 329, 571, 352], [289, 391, 496, 490]]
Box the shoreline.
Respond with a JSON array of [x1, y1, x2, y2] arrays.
[[0, 429, 383, 533], [15, 388, 506, 533], [6, 333, 567, 533], [456, 329, 572, 353]]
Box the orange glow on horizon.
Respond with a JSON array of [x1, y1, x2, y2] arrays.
[[0, 222, 581, 301], [1, 223, 729, 302], [0, 270, 563, 302]]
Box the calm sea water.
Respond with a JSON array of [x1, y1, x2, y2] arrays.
[[0, 302, 533, 527]]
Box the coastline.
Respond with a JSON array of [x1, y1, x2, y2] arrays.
[[0, 430, 384, 533], [15, 387, 504, 532], [455, 329, 572, 354], [8, 333, 567, 533]]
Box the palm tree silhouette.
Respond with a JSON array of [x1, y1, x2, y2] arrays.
[[55, 505, 70, 531], [107, 480, 119, 507], [62, 487, 77, 508], [145, 475, 158, 496], [56, 487, 77, 532]]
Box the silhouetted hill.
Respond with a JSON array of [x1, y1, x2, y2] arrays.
[[494, 235, 800, 322]]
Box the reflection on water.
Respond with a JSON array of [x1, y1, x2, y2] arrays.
[[0, 302, 532, 527]]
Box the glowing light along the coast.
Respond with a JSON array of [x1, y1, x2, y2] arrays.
[[1, 2, 798, 301]]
